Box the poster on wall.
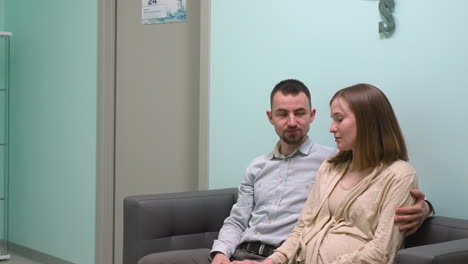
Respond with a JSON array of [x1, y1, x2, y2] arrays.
[[142, 0, 187, 24]]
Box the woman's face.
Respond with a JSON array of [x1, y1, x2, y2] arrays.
[[329, 97, 357, 151]]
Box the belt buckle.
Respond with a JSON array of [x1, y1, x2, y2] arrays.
[[258, 243, 265, 255]]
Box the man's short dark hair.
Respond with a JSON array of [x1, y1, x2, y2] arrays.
[[270, 79, 311, 108]]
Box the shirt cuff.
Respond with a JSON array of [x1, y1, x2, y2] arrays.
[[209, 251, 225, 262], [210, 243, 232, 259]]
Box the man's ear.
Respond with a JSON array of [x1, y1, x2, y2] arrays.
[[266, 110, 274, 124], [310, 108, 317, 123]]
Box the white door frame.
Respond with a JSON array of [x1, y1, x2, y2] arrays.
[[198, 0, 211, 190], [96, 0, 116, 263]]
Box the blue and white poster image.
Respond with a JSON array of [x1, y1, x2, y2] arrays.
[[142, 0, 187, 24]]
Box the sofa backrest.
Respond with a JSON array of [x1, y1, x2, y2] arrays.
[[123, 188, 238, 264]]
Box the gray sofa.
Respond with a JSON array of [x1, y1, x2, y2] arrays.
[[123, 188, 468, 264]]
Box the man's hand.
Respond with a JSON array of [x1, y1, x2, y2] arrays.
[[394, 189, 431, 237], [211, 252, 230, 264], [232, 259, 275, 264]]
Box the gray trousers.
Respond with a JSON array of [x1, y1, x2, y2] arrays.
[[138, 247, 267, 264]]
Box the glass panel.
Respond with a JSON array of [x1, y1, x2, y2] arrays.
[[0, 146, 5, 255], [0, 201, 7, 257], [0, 146, 4, 198], [0, 202, 3, 240], [0, 37, 5, 90], [0, 34, 9, 258], [0, 91, 4, 144]]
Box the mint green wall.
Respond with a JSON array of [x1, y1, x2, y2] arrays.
[[5, 0, 97, 263], [210, 1, 468, 220], [0, 0, 5, 31]]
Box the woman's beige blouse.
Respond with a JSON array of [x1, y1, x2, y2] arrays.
[[268, 160, 418, 264]]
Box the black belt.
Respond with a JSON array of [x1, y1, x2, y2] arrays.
[[238, 241, 276, 257]]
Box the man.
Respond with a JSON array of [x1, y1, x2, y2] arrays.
[[138, 79, 431, 264]]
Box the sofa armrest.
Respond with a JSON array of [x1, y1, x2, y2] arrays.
[[123, 188, 238, 264], [405, 216, 468, 247], [396, 238, 468, 264]]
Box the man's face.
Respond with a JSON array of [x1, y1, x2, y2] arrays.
[[267, 92, 315, 147]]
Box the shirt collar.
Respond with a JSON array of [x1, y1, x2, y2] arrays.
[[270, 137, 314, 160]]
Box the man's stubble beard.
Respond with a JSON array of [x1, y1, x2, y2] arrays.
[[281, 133, 305, 145]]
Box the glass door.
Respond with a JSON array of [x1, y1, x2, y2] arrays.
[[0, 32, 11, 260]]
